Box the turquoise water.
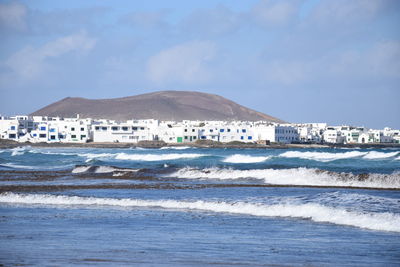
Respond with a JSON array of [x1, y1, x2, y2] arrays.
[[0, 146, 399, 266]]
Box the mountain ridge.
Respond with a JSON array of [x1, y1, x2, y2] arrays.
[[30, 91, 283, 122]]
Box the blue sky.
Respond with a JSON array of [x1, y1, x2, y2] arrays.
[[0, 0, 399, 128]]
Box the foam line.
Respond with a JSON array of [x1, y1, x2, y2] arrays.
[[115, 153, 207, 161], [223, 154, 271, 163], [166, 167, 400, 189], [1, 193, 399, 232]]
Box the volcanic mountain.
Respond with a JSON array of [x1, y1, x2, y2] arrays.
[[31, 91, 283, 122]]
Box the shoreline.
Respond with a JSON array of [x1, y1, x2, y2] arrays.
[[0, 139, 399, 149]]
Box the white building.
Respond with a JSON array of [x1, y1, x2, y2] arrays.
[[323, 127, 345, 144], [253, 124, 299, 144], [92, 119, 158, 143]]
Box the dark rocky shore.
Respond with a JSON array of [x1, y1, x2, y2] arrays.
[[0, 138, 399, 149]]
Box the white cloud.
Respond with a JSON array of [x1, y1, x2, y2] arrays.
[[329, 40, 400, 79], [310, 0, 386, 25], [0, 2, 27, 31], [180, 5, 241, 37], [146, 41, 216, 85], [4, 31, 96, 80], [122, 10, 168, 29], [252, 0, 299, 26], [262, 60, 312, 85]]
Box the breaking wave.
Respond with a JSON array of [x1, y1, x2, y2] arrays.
[[363, 151, 399, 159], [166, 167, 400, 189], [0, 163, 73, 170], [1, 193, 399, 232], [115, 153, 207, 161], [280, 151, 399, 162], [160, 146, 192, 150], [10, 146, 32, 156], [71, 165, 139, 174], [223, 154, 271, 163]]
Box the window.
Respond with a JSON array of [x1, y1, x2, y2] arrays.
[[10, 126, 16, 130], [80, 127, 84, 131], [201, 136, 206, 139], [9, 134, 16, 138], [193, 136, 196, 140], [184, 129, 188, 132], [184, 136, 188, 139], [227, 129, 231, 132], [122, 127, 128, 131], [71, 127, 75, 131], [248, 136, 252, 140], [50, 135, 56, 140], [192, 129, 195, 132], [49, 128, 56, 132], [71, 135, 76, 139], [241, 136, 244, 140], [111, 126, 118, 131], [101, 127, 107, 131], [140, 127, 145, 130], [132, 127, 138, 130], [33, 133, 37, 137], [95, 126, 100, 130], [81, 135, 86, 139], [220, 129, 224, 133], [210, 129, 213, 132], [40, 126, 46, 131], [39, 134, 46, 138], [242, 129, 246, 133]]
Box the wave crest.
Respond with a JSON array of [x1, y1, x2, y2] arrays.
[[71, 165, 139, 174], [115, 153, 207, 161], [1, 193, 399, 232], [223, 154, 271, 163], [166, 167, 400, 189], [280, 150, 399, 162]]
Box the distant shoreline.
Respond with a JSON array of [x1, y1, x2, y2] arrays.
[[1, 139, 399, 149]]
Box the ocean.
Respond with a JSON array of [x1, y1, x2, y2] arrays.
[[0, 146, 399, 266]]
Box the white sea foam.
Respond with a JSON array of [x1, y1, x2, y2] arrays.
[[80, 153, 116, 159], [223, 154, 271, 163], [279, 151, 367, 162], [0, 163, 72, 170], [94, 166, 117, 173], [115, 153, 206, 161], [362, 151, 399, 159], [71, 165, 139, 174], [166, 167, 400, 189], [1, 193, 399, 232], [71, 166, 92, 173], [160, 146, 191, 150], [10, 146, 32, 156]]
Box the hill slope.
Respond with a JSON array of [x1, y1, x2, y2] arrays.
[[31, 91, 283, 122]]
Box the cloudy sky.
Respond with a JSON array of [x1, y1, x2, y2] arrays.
[[0, 0, 399, 128]]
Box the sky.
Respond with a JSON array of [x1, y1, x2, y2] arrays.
[[0, 0, 399, 129]]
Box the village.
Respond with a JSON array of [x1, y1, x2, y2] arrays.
[[0, 115, 399, 145]]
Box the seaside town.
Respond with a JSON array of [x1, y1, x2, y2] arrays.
[[0, 115, 399, 145]]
